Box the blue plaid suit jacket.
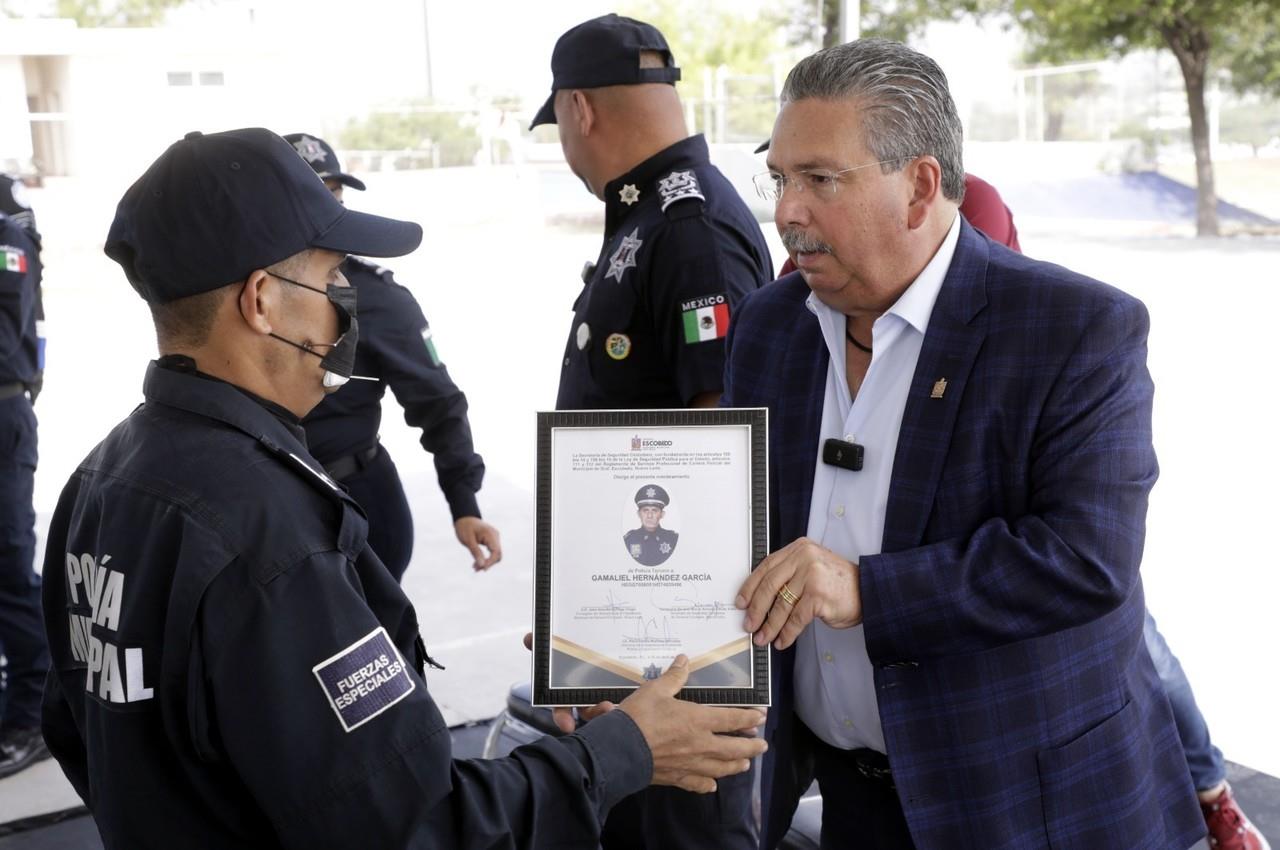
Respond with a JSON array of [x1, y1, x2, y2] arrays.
[[724, 220, 1204, 850]]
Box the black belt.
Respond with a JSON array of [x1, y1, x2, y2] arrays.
[[0, 382, 28, 401], [844, 748, 894, 787], [323, 443, 380, 482]]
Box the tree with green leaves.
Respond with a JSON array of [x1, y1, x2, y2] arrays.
[[1002, 0, 1280, 235], [800, 0, 1280, 236], [619, 0, 792, 141]]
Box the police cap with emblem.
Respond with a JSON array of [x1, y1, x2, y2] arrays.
[[0, 173, 38, 241], [282, 133, 367, 191], [635, 484, 670, 508], [530, 14, 681, 130], [105, 128, 421, 304]]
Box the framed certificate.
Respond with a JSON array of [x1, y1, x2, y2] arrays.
[[532, 408, 769, 707]]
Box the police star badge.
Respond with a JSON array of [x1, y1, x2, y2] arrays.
[[619, 184, 640, 205], [292, 134, 327, 164], [659, 542, 672, 554], [605, 227, 642, 282]]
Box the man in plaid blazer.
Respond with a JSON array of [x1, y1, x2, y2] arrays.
[[728, 40, 1205, 849]]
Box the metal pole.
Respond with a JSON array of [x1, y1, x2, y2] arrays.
[[422, 0, 434, 100], [839, 0, 860, 43], [1016, 73, 1026, 142]]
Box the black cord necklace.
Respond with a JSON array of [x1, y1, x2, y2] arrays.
[[845, 329, 873, 354]]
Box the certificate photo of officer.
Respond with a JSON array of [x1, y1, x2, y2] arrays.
[[623, 484, 678, 566]]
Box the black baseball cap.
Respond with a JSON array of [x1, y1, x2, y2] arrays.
[[106, 128, 421, 304], [529, 14, 681, 130], [283, 133, 367, 191], [0, 173, 38, 240]]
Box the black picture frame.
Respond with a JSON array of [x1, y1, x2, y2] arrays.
[[533, 407, 769, 707]]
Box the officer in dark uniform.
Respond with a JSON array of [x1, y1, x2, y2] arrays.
[[284, 132, 500, 580], [536, 15, 773, 413], [40, 128, 765, 848], [0, 173, 50, 779], [532, 15, 773, 850], [623, 485, 678, 567]]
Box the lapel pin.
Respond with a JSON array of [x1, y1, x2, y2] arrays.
[[930, 378, 948, 399]]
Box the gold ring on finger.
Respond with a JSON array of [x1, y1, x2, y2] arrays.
[[778, 583, 800, 606]]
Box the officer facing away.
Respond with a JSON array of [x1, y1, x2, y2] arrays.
[[624, 484, 678, 567], [40, 128, 766, 849], [532, 15, 773, 850], [0, 173, 50, 779], [285, 132, 501, 579]]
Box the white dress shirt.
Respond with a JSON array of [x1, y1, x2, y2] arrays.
[[793, 215, 960, 752]]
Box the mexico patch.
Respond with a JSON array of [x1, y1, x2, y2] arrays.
[[313, 627, 415, 733], [2, 245, 27, 273], [681, 294, 729, 343]]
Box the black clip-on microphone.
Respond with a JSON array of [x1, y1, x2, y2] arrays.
[[822, 438, 863, 471]]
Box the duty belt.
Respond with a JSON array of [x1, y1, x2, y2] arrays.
[[0, 382, 28, 401], [323, 443, 380, 482]]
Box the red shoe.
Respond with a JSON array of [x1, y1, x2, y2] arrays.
[[1202, 783, 1271, 850]]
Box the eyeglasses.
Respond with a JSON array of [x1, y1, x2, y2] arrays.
[[752, 158, 909, 202]]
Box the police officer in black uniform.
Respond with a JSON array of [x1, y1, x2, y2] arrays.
[[624, 485, 678, 567], [532, 15, 773, 850], [0, 173, 50, 779], [284, 132, 500, 580], [40, 128, 765, 849]]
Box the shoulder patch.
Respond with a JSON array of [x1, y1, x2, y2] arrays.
[[2, 244, 29, 273], [657, 170, 705, 213], [680, 294, 730, 344], [313, 627, 416, 732], [421, 326, 441, 365]]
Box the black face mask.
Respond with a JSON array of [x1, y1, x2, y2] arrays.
[[267, 271, 360, 389]]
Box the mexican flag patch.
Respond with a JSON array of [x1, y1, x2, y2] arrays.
[[3, 247, 27, 273], [681, 295, 729, 343], [421, 326, 441, 365]]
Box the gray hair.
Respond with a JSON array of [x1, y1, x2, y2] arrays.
[[780, 38, 965, 201]]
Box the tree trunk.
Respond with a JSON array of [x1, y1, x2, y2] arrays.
[[1161, 16, 1220, 237], [824, 0, 842, 47]]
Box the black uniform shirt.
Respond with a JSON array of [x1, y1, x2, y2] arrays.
[[304, 256, 484, 520], [0, 214, 42, 387], [41, 359, 651, 849], [556, 135, 772, 410], [623, 527, 679, 567]]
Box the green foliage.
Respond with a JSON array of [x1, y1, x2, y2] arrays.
[[619, 0, 793, 141], [338, 105, 481, 168], [53, 0, 189, 26], [860, 0, 998, 43], [619, 0, 790, 89], [786, 0, 999, 47], [1215, 2, 1280, 94]]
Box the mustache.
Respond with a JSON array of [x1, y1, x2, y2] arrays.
[[780, 228, 833, 255]]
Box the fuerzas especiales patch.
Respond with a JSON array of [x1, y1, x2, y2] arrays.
[[313, 627, 415, 732]]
